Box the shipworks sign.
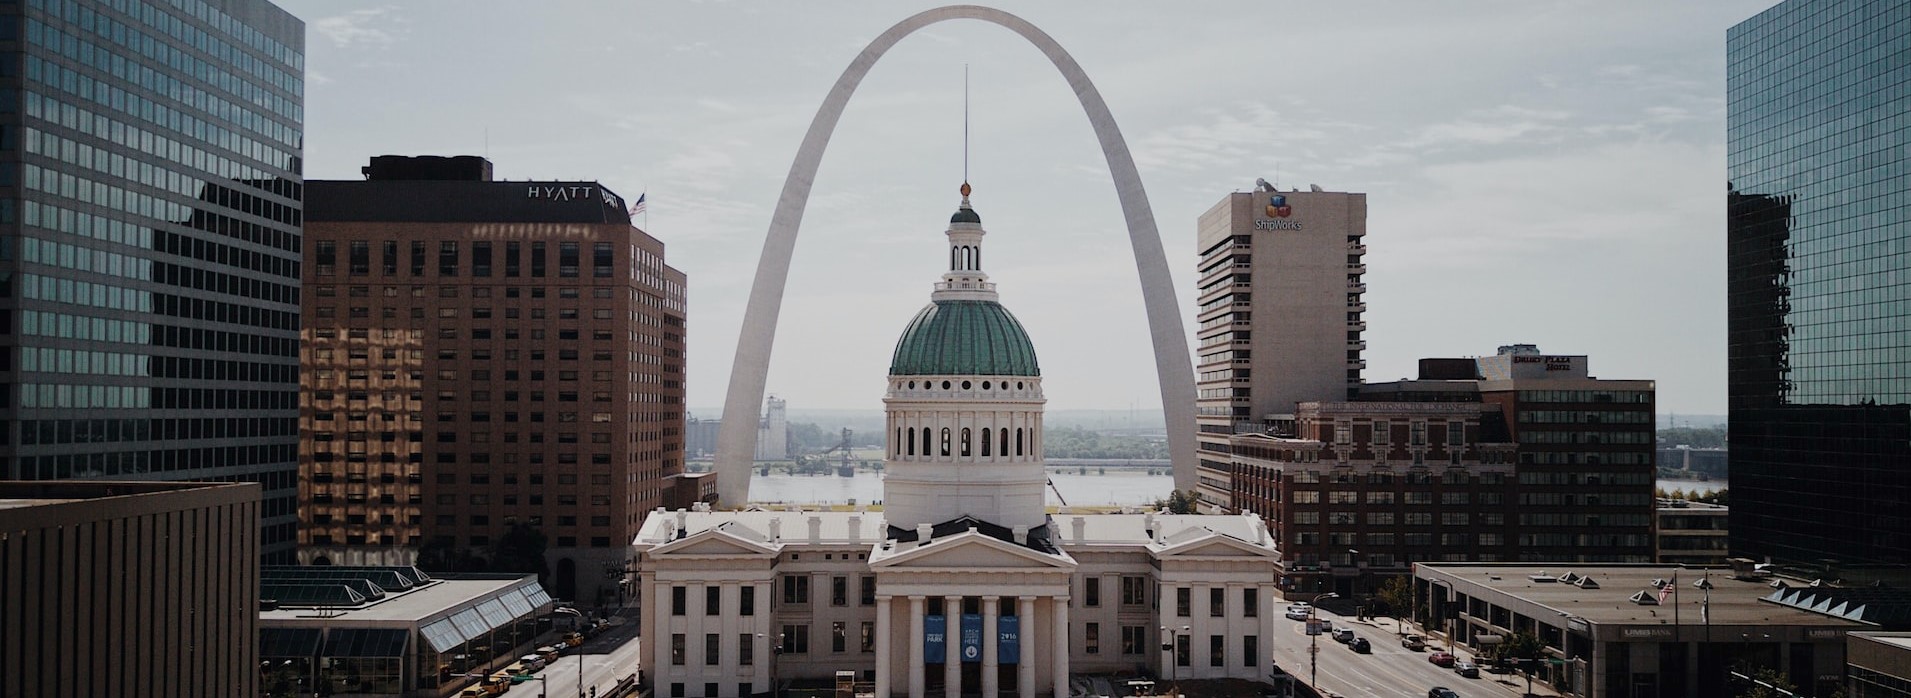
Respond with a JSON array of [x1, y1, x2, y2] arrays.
[[1254, 194, 1303, 231]]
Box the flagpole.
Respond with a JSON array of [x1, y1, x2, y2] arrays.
[[1672, 571, 1680, 637]]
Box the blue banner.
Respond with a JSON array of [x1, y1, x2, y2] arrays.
[[960, 614, 983, 663], [924, 615, 946, 663], [998, 616, 1020, 665]]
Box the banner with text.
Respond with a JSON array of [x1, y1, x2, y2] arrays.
[[925, 615, 946, 663], [960, 614, 982, 663], [998, 616, 1020, 665]]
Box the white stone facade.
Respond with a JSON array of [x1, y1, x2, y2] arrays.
[[633, 509, 1281, 698]]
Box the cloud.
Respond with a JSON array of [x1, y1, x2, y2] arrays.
[[312, 7, 403, 48], [1401, 105, 1573, 150]]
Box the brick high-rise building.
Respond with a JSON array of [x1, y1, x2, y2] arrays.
[[302, 155, 687, 604], [1360, 345, 1658, 564], [1195, 184, 1367, 511], [0, 0, 306, 563], [1228, 401, 1516, 597]]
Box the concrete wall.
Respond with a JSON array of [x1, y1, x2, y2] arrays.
[[0, 481, 261, 698]]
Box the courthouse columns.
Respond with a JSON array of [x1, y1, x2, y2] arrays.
[[1051, 598, 1070, 698], [945, 595, 962, 698], [982, 596, 999, 698], [1017, 596, 1036, 698], [876, 595, 893, 698], [909, 596, 926, 698]]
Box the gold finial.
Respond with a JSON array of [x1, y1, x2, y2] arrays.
[[960, 181, 972, 198]]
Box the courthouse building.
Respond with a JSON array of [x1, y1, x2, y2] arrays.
[[634, 187, 1283, 698]]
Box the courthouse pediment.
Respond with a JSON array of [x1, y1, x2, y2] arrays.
[[873, 531, 1076, 571], [650, 526, 781, 558], [1150, 530, 1277, 559]]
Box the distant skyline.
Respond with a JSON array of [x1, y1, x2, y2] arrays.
[[283, 1, 1773, 415]]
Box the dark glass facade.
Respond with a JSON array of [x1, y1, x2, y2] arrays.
[[1727, 0, 1911, 567], [0, 0, 304, 561]]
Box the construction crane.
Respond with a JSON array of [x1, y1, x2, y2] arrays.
[[1047, 477, 1068, 506]]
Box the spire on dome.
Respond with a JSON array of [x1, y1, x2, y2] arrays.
[[951, 182, 981, 224]]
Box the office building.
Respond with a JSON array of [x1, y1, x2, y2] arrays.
[[635, 188, 1282, 698], [1473, 346, 1657, 563], [1727, 0, 1911, 569], [1228, 401, 1517, 597], [1656, 499, 1729, 566], [302, 155, 687, 603], [1414, 564, 1859, 698], [1848, 632, 1911, 698], [259, 567, 558, 697], [0, 0, 306, 562], [0, 480, 261, 697], [1195, 184, 1367, 511]]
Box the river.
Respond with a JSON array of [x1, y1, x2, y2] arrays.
[[742, 470, 1724, 506]]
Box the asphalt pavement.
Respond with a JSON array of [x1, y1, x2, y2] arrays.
[[1264, 608, 1558, 698]]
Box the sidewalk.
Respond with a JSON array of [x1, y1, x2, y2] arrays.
[[1357, 617, 1566, 698]]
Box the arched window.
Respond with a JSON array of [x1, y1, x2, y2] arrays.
[[906, 428, 915, 456], [922, 428, 932, 457], [960, 428, 972, 457], [1015, 428, 1024, 456], [981, 428, 992, 457], [1000, 428, 1009, 458], [950, 247, 958, 270], [940, 428, 952, 457]]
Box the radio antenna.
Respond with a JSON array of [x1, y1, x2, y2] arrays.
[[963, 63, 970, 185]]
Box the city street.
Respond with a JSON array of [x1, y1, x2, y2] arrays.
[[520, 615, 643, 698], [1264, 608, 1555, 698]]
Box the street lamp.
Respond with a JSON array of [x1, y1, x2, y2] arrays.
[[554, 607, 587, 698], [758, 631, 785, 697], [1346, 549, 1362, 620], [1309, 592, 1339, 690], [1158, 625, 1189, 691]]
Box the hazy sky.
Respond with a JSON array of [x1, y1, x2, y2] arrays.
[[280, 1, 1774, 417]]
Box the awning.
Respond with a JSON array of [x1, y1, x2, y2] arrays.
[[422, 618, 466, 654], [323, 628, 411, 658], [1476, 634, 1505, 645]]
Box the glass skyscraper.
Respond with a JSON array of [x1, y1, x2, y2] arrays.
[[0, 0, 304, 561], [1727, 0, 1910, 569]]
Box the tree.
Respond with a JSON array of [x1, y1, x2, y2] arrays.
[[1154, 489, 1199, 514], [1491, 631, 1545, 662], [1374, 576, 1411, 619], [1736, 667, 1800, 698]]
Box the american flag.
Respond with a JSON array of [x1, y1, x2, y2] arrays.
[[629, 193, 647, 217], [1658, 572, 1677, 604]]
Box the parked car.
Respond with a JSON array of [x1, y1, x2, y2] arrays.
[[1349, 637, 1372, 653], [1285, 603, 1312, 620], [1402, 634, 1426, 651], [1428, 651, 1457, 667], [562, 631, 585, 647], [1453, 659, 1479, 678], [460, 689, 487, 698], [518, 654, 547, 672], [1331, 628, 1355, 644], [1428, 689, 1459, 698], [536, 645, 562, 662]]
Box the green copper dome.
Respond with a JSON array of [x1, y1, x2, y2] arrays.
[[889, 300, 1040, 376]]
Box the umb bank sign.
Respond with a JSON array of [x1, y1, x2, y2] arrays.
[[1254, 194, 1302, 231]]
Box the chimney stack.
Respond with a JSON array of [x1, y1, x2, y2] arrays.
[[1071, 516, 1086, 542], [808, 515, 823, 541], [917, 523, 933, 544], [1012, 525, 1029, 546]]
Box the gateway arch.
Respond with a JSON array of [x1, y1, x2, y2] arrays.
[[713, 5, 1197, 505]]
